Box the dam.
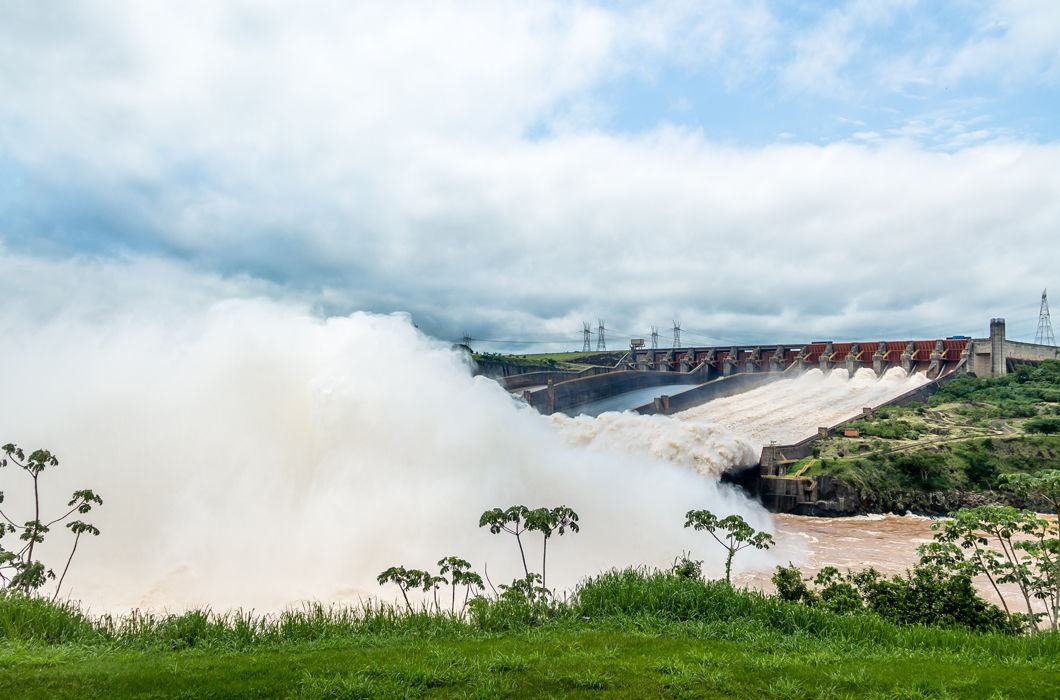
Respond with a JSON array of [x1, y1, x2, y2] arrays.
[[487, 318, 1060, 513], [496, 318, 1060, 417]]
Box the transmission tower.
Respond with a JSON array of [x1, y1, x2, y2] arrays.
[[461, 332, 472, 347], [582, 322, 592, 352], [596, 320, 606, 351], [650, 326, 659, 349], [672, 320, 682, 349], [1036, 289, 1055, 346]]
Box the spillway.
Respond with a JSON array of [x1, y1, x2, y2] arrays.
[[549, 367, 928, 477], [675, 367, 928, 450]]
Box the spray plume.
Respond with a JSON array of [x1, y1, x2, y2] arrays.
[[0, 294, 768, 611]]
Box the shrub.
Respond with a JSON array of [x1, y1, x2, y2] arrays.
[[771, 564, 1012, 634], [813, 567, 862, 615], [852, 566, 1010, 634], [772, 565, 814, 604], [1025, 417, 1060, 434], [670, 554, 702, 580]]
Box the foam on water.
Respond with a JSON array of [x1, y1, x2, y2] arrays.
[[548, 411, 756, 478]]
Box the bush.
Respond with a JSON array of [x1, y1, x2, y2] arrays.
[[889, 452, 950, 490], [467, 574, 558, 631], [813, 567, 862, 615], [770, 565, 1012, 634], [772, 565, 814, 604], [1025, 417, 1060, 434], [852, 566, 1010, 634], [670, 554, 702, 580]]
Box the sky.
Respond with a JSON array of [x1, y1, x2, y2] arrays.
[[2, 0, 1059, 351]]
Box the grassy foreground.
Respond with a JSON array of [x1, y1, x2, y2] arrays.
[[3, 570, 1058, 699]]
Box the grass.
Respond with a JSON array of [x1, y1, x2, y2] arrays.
[[473, 350, 627, 372], [6, 628, 1057, 699], [3, 571, 1058, 698]]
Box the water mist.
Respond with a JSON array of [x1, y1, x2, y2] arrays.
[[0, 298, 769, 611]]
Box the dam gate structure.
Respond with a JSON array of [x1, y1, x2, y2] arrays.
[[499, 318, 1060, 417], [511, 334, 969, 416], [490, 319, 1060, 512]]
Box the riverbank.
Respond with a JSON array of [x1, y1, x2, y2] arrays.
[[4, 574, 1058, 698]]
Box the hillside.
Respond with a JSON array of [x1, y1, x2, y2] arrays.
[[801, 360, 1060, 513]]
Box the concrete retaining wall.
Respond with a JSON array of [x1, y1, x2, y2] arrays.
[[1003, 339, 1060, 364], [523, 370, 702, 415], [499, 367, 610, 390], [474, 360, 562, 380], [634, 373, 782, 416]]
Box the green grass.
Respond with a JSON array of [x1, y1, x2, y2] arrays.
[[3, 571, 1058, 698], [5, 626, 1057, 699], [473, 350, 627, 372]]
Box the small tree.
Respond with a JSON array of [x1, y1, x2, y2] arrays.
[[1002, 470, 1060, 631], [524, 505, 579, 590], [684, 510, 774, 585], [376, 566, 428, 613], [437, 556, 483, 613], [919, 506, 1054, 633], [0, 444, 102, 598], [479, 506, 532, 577]]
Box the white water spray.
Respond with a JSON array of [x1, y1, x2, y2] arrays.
[[676, 367, 929, 449], [548, 412, 757, 479], [545, 367, 929, 470], [0, 297, 769, 611]]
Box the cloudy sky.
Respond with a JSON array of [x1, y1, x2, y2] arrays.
[[2, 0, 1059, 350]]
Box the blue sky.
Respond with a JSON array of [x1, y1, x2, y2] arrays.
[[1, 0, 1059, 349], [587, 1, 1059, 146]]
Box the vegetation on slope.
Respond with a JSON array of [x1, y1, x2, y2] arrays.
[[804, 360, 1060, 503], [472, 350, 626, 372]]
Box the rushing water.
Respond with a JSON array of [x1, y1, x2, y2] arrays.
[[0, 301, 773, 612], [676, 367, 928, 450], [0, 287, 1029, 613]]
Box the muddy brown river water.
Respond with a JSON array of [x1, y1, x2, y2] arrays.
[[735, 513, 1055, 622], [736, 513, 938, 590]]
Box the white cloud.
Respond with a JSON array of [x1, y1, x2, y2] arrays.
[[942, 0, 1060, 85], [780, 0, 915, 97], [0, 1, 1058, 347]]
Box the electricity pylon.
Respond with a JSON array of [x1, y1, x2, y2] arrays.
[[1036, 289, 1055, 346], [582, 322, 592, 352]]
